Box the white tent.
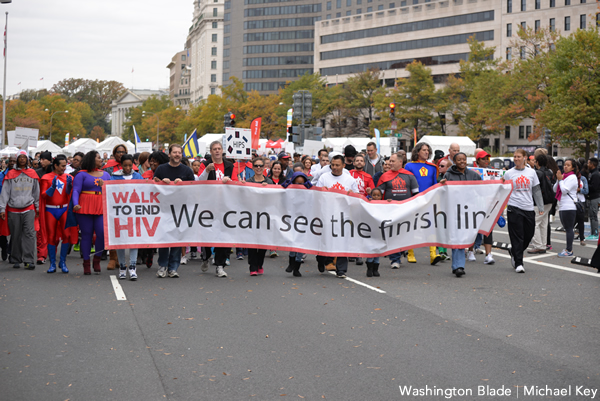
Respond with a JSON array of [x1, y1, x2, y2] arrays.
[[0, 146, 21, 157], [64, 138, 98, 156], [323, 138, 348, 152], [125, 140, 135, 154], [197, 133, 225, 155], [96, 136, 128, 155], [29, 140, 64, 157], [419, 135, 477, 157]]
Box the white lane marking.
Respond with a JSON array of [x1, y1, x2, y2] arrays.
[[494, 252, 600, 277], [495, 230, 570, 245], [328, 271, 386, 294], [110, 275, 127, 300], [523, 253, 557, 260]]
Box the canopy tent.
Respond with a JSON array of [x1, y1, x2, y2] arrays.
[[197, 133, 225, 156], [125, 140, 136, 154], [265, 138, 284, 148], [323, 138, 348, 153], [29, 140, 64, 157], [96, 136, 129, 155], [419, 135, 477, 157], [64, 138, 98, 156], [0, 146, 21, 157]]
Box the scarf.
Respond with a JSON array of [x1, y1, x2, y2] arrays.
[[555, 171, 575, 201]]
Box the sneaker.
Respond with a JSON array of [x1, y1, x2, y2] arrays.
[[527, 248, 546, 254], [546, 245, 552, 251], [585, 234, 598, 241], [270, 250, 278, 258], [119, 269, 127, 280], [225, 258, 230, 266], [515, 265, 525, 273], [73, 243, 80, 252], [440, 252, 450, 261], [580, 240, 586, 246], [156, 266, 167, 278], [190, 251, 198, 259], [355, 257, 364, 265], [236, 252, 244, 260], [36, 257, 46, 265], [201, 259, 209, 272], [250, 271, 258, 276], [168, 270, 179, 278], [484, 254, 495, 265], [336, 272, 347, 278], [180, 255, 188, 265], [257, 267, 264, 275], [129, 267, 137, 281], [211, 256, 216, 265], [216, 266, 228, 278], [557, 250, 574, 258], [12, 263, 20, 269], [24, 263, 35, 270], [390, 262, 401, 269], [467, 251, 476, 262], [475, 248, 485, 255], [453, 267, 465, 277]]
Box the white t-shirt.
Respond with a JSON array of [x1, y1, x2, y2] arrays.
[[316, 171, 359, 193], [504, 167, 540, 211], [310, 163, 325, 175], [311, 164, 351, 184], [553, 174, 578, 211]]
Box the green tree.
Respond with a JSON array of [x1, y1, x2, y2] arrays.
[[122, 95, 172, 142], [281, 73, 329, 124], [539, 27, 600, 158], [343, 69, 388, 136], [239, 90, 285, 138]]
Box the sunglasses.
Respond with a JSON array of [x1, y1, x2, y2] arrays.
[[253, 164, 264, 168]]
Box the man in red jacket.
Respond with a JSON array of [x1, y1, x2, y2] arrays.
[[349, 154, 374, 198]]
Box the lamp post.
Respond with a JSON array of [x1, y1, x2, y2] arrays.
[[596, 123, 600, 157], [45, 109, 68, 143], [142, 111, 159, 150]]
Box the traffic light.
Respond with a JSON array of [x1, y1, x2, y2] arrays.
[[224, 113, 231, 127], [287, 126, 293, 142], [389, 102, 396, 119], [230, 113, 236, 127]]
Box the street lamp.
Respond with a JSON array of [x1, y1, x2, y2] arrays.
[[142, 110, 159, 150], [596, 123, 600, 157], [45, 108, 68, 143]]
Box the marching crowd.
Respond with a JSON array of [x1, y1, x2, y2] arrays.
[[0, 139, 599, 282]]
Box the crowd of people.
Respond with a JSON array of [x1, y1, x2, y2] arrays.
[[0, 140, 599, 281]]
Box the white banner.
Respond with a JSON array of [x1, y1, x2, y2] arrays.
[[8, 127, 39, 148], [103, 181, 513, 256], [468, 167, 507, 181]]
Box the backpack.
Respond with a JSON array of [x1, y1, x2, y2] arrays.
[[537, 168, 555, 205]]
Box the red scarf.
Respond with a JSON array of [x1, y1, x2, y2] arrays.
[[4, 168, 39, 181], [555, 171, 575, 201], [377, 168, 414, 186]]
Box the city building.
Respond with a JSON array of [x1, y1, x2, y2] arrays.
[[110, 89, 168, 137], [187, 0, 224, 104], [167, 50, 191, 111]]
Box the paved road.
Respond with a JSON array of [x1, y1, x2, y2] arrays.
[[1, 224, 599, 400]]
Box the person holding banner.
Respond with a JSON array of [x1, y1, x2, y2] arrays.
[[39, 155, 78, 274], [0, 150, 40, 270], [72, 151, 111, 275], [199, 141, 234, 278], [502, 149, 545, 273], [310, 149, 329, 175], [316, 154, 358, 279], [404, 143, 442, 266], [365, 142, 384, 177], [349, 154, 374, 198], [376, 152, 419, 269], [153, 144, 195, 279]]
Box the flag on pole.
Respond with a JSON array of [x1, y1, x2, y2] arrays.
[[374, 128, 381, 155], [251, 117, 261, 150], [413, 128, 417, 144], [3, 24, 6, 58], [182, 129, 199, 158], [133, 125, 141, 143], [64, 132, 70, 147], [40, 77, 43, 81]]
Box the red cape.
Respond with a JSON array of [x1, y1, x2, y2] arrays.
[[103, 159, 138, 171], [0, 168, 41, 236], [39, 173, 78, 244], [377, 168, 414, 186], [142, 169, 154, 180]]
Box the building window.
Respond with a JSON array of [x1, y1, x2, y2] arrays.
[[390, 2, 395, 7], [367, 6, 372, 11], [520, 46, 526, 59], [521, 0, 526, 11], [580, 14, 586, 29], [336, 12, 341, 17], [507, 23, 512, 36], [211, 88, 216, 95], [211, 60, 217, 69], [211, 74, 217, 83], [521, 21, 526, 30], [507, 0, 512, 13], [212, 34, 217, 42], [347, 0, 352, 5], [535, 20, 540, 32], [535, 0, 540, 8], [213, 8, 218, 16], [212, 22, 218, 28], [346, 10, 351, 15], [506, 47, 512, 60], [327, 1, 331, 10], [549, 18, 555, 31], [581, 0, 586, 3], [211, 47, 217, 56], [181, 55, 186, 61], [519, 126, 525, 139], [505, 126, 511, 139], [378, 4, 384, 10], [565, 16, 571, 30], [551, 0, 556, 5], [564, 0, 570, 5], [356, 8, 362, 13], [357, 0, 362, 3], [337, 0, 341, 8], [526, 126, 532, 138], [326, 13, 331, 19]]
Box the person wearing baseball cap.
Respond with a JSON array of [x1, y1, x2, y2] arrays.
[[278, 151, 293, 179], [475, 150, 491, 168], [344, 145, 357, 171]]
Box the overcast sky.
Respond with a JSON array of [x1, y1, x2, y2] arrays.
[[1, 0, 193, 96]]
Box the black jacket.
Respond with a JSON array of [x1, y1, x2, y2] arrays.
[[588, 168, 600, 200], [443, 165, 482, 181], [201, 159, 233, 181]]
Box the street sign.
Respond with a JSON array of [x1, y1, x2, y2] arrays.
[[391, 121, 397, 130], [384, 130, 392, 135], [390, 137, 398, 147], [394, 133, 401, 137]]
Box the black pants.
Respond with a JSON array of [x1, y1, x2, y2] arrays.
[[316, 255, 348, 274], [248, 249, 267, 272], [574, 204, 585, 240], [214, 247, 230, 267], [507, 205, 536, 267], [560, 210, 576, 252]]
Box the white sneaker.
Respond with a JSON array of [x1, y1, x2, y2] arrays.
[[129, 267, 137, 281], [515, 265, 525, 273], [190, 251, 197, 259], [119, 269, 127, 280], [390, 262, 401, 269], [180, 255, 188, 265], [156, 266, 167, 278], [467, 251, 476, 262], [216, 266, 228, 278], [484, 254, 495, 265], [201, 259, 209, 272], [168, 270, 179, 278]]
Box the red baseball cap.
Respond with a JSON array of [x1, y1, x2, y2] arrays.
[[476, 150, 491, 160]]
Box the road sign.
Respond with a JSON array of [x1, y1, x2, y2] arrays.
[[391, 121, 397, 130], [225, 127, 252, 160], [384, 130, 392, 135], [394, 133, 401, 137], [389, 137, 398, 147]]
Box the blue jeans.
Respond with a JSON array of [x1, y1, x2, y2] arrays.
[[451, 248, 466, 271], [158, 247, 181, 272], [290, 252, 304, 262], [474, 233, 483, 249], [366, 257, 380, 263], [117, 248, 138, 266], [389, 252, 402, 264]]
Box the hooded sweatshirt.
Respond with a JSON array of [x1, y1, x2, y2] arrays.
[[444, 165, 482, 182]]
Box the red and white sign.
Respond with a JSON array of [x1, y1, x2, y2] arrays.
[[103, 181, 513, 256]]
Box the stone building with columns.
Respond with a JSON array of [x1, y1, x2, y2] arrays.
[[110, 89, 168, 137]]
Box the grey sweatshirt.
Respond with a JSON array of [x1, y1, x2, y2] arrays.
[[0, 168, 40, 213]]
